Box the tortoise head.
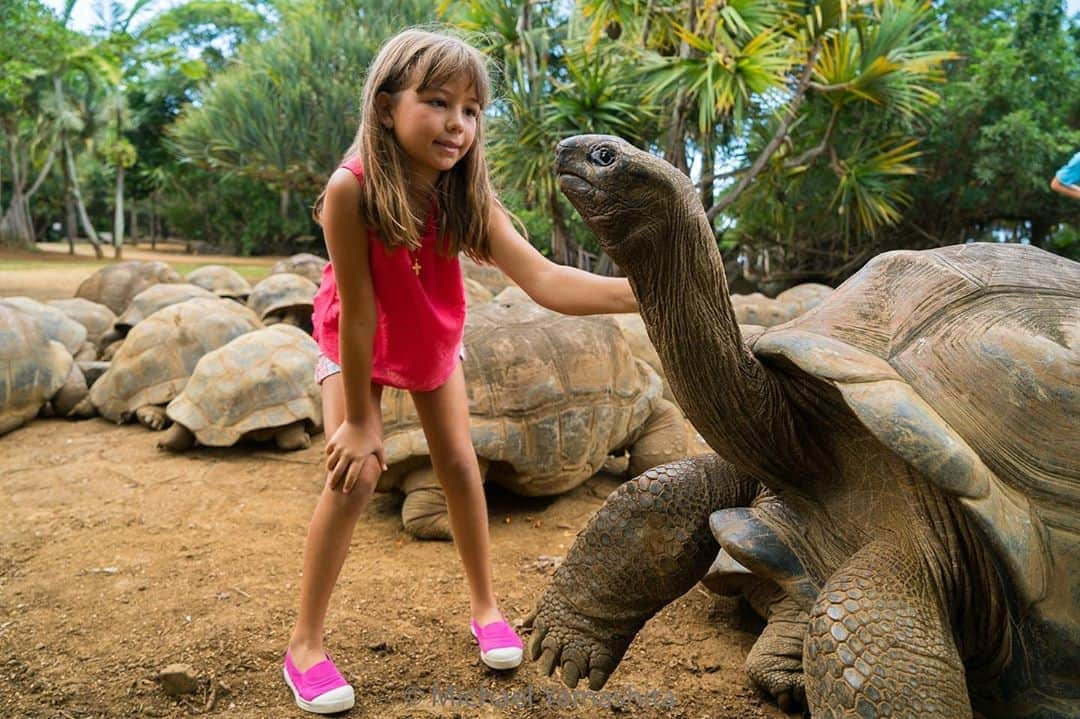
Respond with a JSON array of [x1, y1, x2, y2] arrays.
[[556, 135, 700, 270]]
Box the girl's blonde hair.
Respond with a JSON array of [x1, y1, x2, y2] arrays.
[[315, 28, 496, 262]]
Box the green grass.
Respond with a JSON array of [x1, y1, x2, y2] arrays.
[[0, 259, 270, 280]]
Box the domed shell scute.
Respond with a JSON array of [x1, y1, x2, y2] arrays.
[[166, 324, 321, 445], [89, 297, 262, 423], [0, 304, 73, 435]]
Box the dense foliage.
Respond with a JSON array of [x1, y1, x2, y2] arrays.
[[2, 0, 1077, 279]]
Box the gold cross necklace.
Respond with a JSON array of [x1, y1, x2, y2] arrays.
[[409, 250, 421, 276]]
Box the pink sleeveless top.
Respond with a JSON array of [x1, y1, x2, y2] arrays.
[[310, 157, 466, 391]]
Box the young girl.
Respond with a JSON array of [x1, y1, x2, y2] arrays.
[[283, 28, 637, 714]]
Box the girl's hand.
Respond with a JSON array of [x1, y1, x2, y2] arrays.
[[325, 418, 388, 494]]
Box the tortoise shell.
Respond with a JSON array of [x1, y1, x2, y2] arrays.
[[75, 260, 182, 315], [1, 296, 87, 354], [115, 283, 217, 332], [46, 298, 116, 347], [0, 304, 72, 435], [270, 253, 327, 285], [751, 243, 1079, 612], [246, 273, 318, 322], [379, 301, 661, 496], [89, 297, 262, 423], [166, 324, 321, 445], [185, 265, 253, 300]]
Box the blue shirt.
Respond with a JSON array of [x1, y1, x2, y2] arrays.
[[1056, 151, 1080, 187]]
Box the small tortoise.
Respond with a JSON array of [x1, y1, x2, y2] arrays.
[[158, 324, 321, 451], [115, 283, 217, 335], [45, 298, 117, 352], [185, 265, 253, 301], [75, 260, 181, 315], [527, 135, 1080, 719], [0, 304, 88, 435], [246, 273, 318, 332], [89, 297, 262, 428], [375, 300, 690, 540], [270, 253, 327, 285]]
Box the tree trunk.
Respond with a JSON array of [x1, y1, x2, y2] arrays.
[[63, 137, 104, 259], [548, 191, 580, 266], [129, 206, 137, 246], [0, 135, 36, 249], [700, 135, 715, 215], [150, 191, 158, 250], [113, 165, 125, 259], [663, 0, 696, 174], [65, 176, 77, 254]]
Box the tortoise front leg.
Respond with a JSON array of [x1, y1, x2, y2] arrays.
[[805, 541, 970, 719], [743, 583, 809, 714], [526, 453, 758, 690]]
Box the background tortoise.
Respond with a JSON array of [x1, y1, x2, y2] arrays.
[[0, 296, 90, 359], [46, 298, 117, 353], [114, 283, 217, 335], [375, 300, 690, 540], [527, 135, 1080, 719], [0, 304, 89, 435], [75, 260, 181, 315], [270, 253, 327, 285], [185, 265, 253, 301], [460, 255, 514, 294], [90, 297, 262, 428], [246, 273, 317, 332], [159, 324, 321, 451]]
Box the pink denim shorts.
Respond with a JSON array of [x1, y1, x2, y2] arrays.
[[314, 346, 466, 386]]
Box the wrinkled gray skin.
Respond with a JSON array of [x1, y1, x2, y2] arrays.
[[527, 135, 1079, 719]]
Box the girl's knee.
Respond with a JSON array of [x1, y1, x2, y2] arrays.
[[322, 478, 376, 512]]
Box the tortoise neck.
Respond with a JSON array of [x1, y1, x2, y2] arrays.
[[629, 205, 801, 481]]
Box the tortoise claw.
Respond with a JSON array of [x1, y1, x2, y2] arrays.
[[526, 587, 638, 692], [561, 660, 580, 688], [537, 646, 560, 677]]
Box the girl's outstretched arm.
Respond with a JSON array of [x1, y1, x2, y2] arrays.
[[487, 203, 637, 315], [321, 168, 386, 490]]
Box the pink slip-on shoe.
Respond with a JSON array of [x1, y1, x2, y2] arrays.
[[282, 649, 355, 714], [470, 616, 524, 670]]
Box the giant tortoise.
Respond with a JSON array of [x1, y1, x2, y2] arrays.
[[247, 273, 317, 332], [158, 324, 322, 451], [45, 298, 117, 352], [90, 297, 262, 428], [526, 135, 1080, 719], [376, 300, 689, 540], [270, 253, 327, 285], [185, 265, 253, 301], [0, 304, 89, 434], [114, 283, 217, 335], [75, 260, 181, 315]]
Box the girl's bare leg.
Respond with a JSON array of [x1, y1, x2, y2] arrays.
[[410, 364, 501, 625], [288, 374, 383, 671]]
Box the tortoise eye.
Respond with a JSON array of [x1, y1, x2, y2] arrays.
[[589, 146, 616, 166]]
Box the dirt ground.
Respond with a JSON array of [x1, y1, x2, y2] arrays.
[[0, 245, 789, 719]]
